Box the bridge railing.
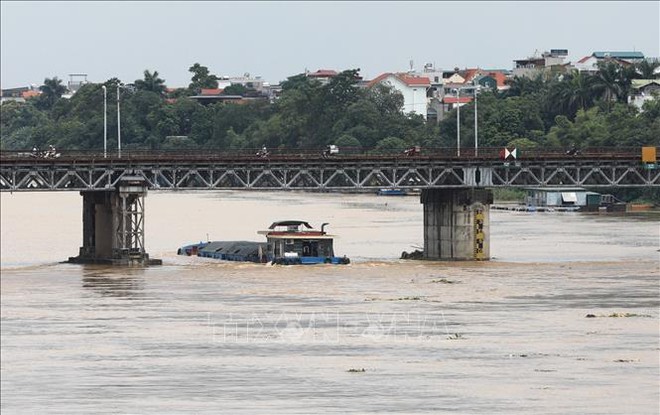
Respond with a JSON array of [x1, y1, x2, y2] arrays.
[[0, 146, 649, 163]]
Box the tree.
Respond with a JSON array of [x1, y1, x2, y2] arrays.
[[134, 70, 166, 95], [188, 63, 218, 94], [548, 70, 595, 118], [635, 59, 660, 79], [38, 77, 67, 109], [592, 61, 625, 106], [367, 83, 404, 116], [375, 136, 406, 153], [504, 74, 547, 97]]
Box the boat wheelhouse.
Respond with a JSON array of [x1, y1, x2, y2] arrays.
[[258, 220, 349, 265]]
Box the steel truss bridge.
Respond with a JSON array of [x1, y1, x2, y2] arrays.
[[0, 148, 657, 192]]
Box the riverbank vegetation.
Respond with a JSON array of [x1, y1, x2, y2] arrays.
[[2, 62, 658, 153]]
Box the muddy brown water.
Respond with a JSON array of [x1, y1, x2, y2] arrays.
[[1, 191, 658, 414]]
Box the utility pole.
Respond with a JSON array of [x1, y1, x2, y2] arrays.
[[456, 88, 461, 157], [102, 85, 107, 158], [117, 85, 121, 158]]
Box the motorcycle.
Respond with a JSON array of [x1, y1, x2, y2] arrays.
[[256, 147, 269, 159], [403, 146, 421, 157], [322, 145, 339, 159]]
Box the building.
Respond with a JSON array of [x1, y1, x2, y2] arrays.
[[367, 73, 430, 119], [216, 73, 267, 92], [524, 187, 601, 208], [513, 49, 569, 78], [0, 85, 40, 104], [592, 51, 645, 62], [573, 52, 640, 73], [629, 79, 660, 110], [188, 87, 267, 105], [67, 73, 88, 93], [306, 69, 338, 85]]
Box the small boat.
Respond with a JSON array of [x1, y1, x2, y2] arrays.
[[177, 220, 350, 265], [377, 188, 408, 196]]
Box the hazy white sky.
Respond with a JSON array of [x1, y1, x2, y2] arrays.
[[1, 1, 659, 88]]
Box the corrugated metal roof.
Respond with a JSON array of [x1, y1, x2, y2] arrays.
[[593, 51, 645, 59], [631, 79, 660, 89]]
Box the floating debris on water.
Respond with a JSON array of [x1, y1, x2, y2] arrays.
[[430, 278, 458, 284], [347, 368, 366, 373], [586, 312, 652, 318]]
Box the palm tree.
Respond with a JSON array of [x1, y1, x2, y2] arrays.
[[39, 77, 67, 109], [635, 59, 660, 79], [504, 74, 547, 97], [549, 70, 595, 118], [592, 61, 624, 106], [134, 70, 166, 95]]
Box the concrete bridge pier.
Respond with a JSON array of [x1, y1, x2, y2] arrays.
[[68, 176, 161, 266], [420, 188, 493, 261]]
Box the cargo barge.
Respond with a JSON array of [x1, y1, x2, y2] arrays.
[[178, 220, 350, 265]]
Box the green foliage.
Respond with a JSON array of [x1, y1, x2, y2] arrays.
[[375, 136, 406, 153], [134, 70, 166, 95], [37, 77, 67, 110], [188, 63, 218, 94], [1, 64, 658, 154]]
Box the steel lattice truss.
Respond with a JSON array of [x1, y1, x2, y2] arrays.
[[0, 158, 657, 191]]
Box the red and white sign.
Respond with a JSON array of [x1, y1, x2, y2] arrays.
[[499, 147, 517, 160]]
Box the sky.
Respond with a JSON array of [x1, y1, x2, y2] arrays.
[[1, 1, 659, 88]]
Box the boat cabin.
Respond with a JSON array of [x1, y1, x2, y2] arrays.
[[258, 220, 342, 264]]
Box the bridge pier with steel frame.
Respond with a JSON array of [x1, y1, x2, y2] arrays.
[[421, 188, 493, 261], [68, 176, 161, 266]]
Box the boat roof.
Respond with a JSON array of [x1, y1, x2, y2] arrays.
[[265, 233, 335, 240], [268, 220, 313, 229]]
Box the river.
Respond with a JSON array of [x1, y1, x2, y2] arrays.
[[1, 190, 658, 414]]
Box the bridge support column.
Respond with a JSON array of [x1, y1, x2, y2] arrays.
[[420, 188, 493, 261], [68, 176, 161, 266]]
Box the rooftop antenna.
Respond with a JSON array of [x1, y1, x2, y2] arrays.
[[409, 59, 414, 72]]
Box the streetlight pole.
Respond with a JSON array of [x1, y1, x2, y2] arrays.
[[102, 86, 107, 158], [456, 88, 461, 157], [474, 87, 478, 157], [116, 85, 121, 158]]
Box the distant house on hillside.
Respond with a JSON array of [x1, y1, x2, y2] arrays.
[[368, 73, 430, 119], [629, 79, 660, 109], [306, 69, 338, 85], [0, 85, 40, 104], [592, 51, 645, 62], [512, 49, 569, 78], [573, 51, 641, 73], [188, 87, 260, 105]]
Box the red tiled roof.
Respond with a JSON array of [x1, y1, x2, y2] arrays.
[[367, 73, 430, 88], [399, 76, 430, 86], [486, 71, 507, 88], [461, 68, 480, 82], [442, 96, 473, 104], [21, 90, 40, 98], [577, 56, 593, 64], [367, 73, 393, 88], [200, 88, 223, 96], [308, 69, 338, 77]]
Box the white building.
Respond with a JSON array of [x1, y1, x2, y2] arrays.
[[368, 73, 430, 119]]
